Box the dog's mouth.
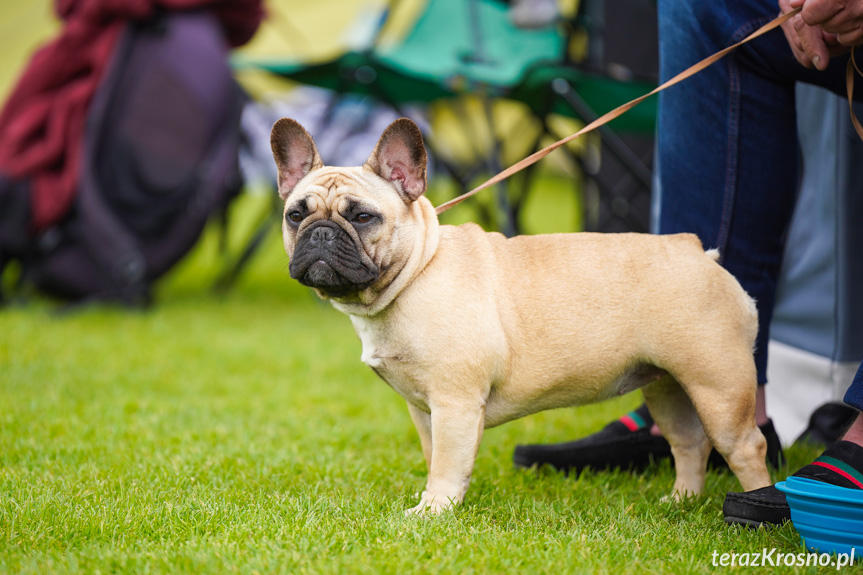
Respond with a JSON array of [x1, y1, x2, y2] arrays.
[[289, 222, 379, 297], [300, 260, 375, 297]]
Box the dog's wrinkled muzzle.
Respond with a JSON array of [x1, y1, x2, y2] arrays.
[[289, 221, 378, 297]]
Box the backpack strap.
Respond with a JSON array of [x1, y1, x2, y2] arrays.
[[76, 19, 150, 303], [141, 82, 245, 279]]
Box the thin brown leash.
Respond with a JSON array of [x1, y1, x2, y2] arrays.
[[435, 9, 804, 215], [848, 48, 863, 141]]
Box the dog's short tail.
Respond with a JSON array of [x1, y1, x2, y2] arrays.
[[704, 248, 720, 262]]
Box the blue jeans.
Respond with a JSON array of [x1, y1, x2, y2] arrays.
[[656, 0, 862, 407], [848, 363, 863, 411]]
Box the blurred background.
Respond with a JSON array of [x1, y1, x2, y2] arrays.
[[0, 0, 659, 307], [0, 2, 57, 99], [4, 1, 863, 447]]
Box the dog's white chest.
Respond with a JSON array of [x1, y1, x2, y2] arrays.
[[352, 316, 429, 408], [353, 317, 385, 367]]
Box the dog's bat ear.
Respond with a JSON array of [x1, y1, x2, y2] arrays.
[[365, 118, 427, 203], [271, 118, 324, 201]]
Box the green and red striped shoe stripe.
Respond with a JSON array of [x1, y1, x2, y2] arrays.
[[619, 410, 647, 432], [812, 455, 863, 489]]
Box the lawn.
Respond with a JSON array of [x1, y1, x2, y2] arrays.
[[0, 187, 822, 574]]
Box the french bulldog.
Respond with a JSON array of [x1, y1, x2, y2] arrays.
[[271, 117, 772, 514]]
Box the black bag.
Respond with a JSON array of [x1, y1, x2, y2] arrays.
[[0, 9, 244, 305]]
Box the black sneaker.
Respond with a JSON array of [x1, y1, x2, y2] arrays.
[[794, 403, 858, 448], [513, 404, 785, 474], [723, 440, 863, 528]]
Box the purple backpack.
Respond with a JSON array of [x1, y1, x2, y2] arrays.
[[0, 9, 244, 305]]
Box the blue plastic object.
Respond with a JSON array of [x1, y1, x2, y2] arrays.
[[776, 476, 863, 556]]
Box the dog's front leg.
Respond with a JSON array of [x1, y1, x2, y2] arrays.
[[407, 402, 432, 471], [406, 399, 486, 515]]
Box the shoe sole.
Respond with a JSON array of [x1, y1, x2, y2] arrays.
[[723, 515, 788, 529]]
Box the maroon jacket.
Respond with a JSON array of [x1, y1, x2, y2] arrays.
[[0, 0, 263, 232]]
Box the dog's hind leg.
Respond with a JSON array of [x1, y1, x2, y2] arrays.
[[642, 375, 712, 499], [666, 354, 772, 494]]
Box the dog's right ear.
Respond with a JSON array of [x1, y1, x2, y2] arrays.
[[271, 118, 324, 201], [365, 118, 427, 204]]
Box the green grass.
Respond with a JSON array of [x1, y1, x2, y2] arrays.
[[0, 190, 828, 574]]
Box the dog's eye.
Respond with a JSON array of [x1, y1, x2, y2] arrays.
[[287, 211, 302, 224], [354, 213, 374, 224]]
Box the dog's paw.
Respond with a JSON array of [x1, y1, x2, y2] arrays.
[[404, 491, 458, 516], [661, 488, 698, 503]]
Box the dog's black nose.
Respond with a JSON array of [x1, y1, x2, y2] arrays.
[[309, 225, 336, 244]]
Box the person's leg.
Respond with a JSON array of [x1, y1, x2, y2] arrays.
[[658, 0, 860, 382], [662, 2, 863, 527], [659, 0, 801, 384], [837, 366, 863, 448], [843, 415, 863, 446], [844, 362, 863, 415]]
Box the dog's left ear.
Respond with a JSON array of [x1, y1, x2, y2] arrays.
[[271, 118, 324, 201], [365, 118, 427, 203]]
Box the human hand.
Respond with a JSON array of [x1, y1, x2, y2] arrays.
[[779, 0, 858, 70], [790, 0, 863, 46]]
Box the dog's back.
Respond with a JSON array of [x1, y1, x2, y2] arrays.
[[427, 224, 758, 421]]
